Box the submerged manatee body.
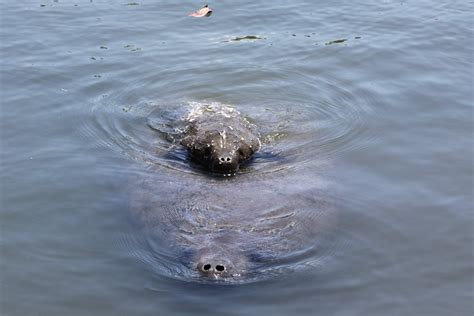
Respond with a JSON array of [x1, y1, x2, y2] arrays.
[[131, 173, 333, 282], [180, 104, 261, 174]]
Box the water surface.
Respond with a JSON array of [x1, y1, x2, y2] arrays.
[[1, 0, 472, 315]]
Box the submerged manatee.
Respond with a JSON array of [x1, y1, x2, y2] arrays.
[[131, 172, 333, 282], [180, 104, 261, 174]]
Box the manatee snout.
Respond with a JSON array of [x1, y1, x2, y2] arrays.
[[197, 256, 233, 278], [195, 247, 248, 279], [209, 147, 240, 174], [183, 136, 257, 174]]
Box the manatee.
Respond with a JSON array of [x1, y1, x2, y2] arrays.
[[179, 103, 261, 174], [130, 166, 334, 282]]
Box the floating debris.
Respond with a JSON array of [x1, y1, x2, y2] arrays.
[[354, 36, 361, 39], [189, 4, 213, 17], [124, 44, 141, 52], [225, 35, 265, 42], [325, 38, 348, 45], [94, 74, 102, 78], [126, 2, 139, 5], [122, 105, 133, 112], [100, 46, 108, 49]]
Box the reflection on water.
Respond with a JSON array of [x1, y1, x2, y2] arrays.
[[1, 0, 472, 315]]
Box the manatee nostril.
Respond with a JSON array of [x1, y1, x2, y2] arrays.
[[219, 157, 232, 163], [202, 264, 212, 271], [215, 264, 225, 272]]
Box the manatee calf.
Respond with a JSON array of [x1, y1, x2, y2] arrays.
[[180, 104, 261, 174]]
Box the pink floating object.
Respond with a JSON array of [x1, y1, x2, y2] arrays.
[[188, 4, 213, 17]]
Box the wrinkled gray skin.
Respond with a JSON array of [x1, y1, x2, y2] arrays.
[[131, 170, 333, 282], [180, 104, 261, 174]]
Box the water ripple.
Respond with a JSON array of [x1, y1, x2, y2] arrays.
[[80, 79, 377, 178]]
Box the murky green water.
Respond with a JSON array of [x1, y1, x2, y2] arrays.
[[1, 1, 472, 315]]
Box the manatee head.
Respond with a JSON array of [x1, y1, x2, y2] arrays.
[[182, 129, 259, 175], [207, 136, 256, 174], [194, 246, 249, 280]]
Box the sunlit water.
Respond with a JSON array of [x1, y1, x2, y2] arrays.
[[1, 1, 472, 315]]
